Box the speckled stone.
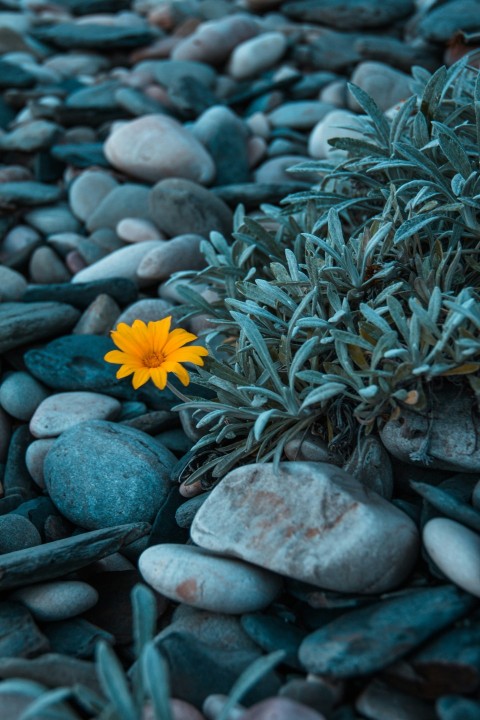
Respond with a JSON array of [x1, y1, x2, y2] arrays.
[[0, 514, 42, 554], [0, 371, 50, 421], [11, 580, 98, 621], [25, 438, 55, 489], [29, 391, 121, 438]]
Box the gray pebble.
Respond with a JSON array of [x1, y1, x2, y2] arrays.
[[0, 371, 50, 421], [11, 580, 98, 621], [0, 514, 42, 554]]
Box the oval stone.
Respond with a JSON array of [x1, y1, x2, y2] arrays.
[[44, 420, 177, 529], [0, 371, 50, 422], [423, 518, 480, 597], [29, 391, 122, 438], [139, 543, 283, 614], [104, 114, 215, 185], [0, 514, 42, 554], [11, 580, 98, 621]]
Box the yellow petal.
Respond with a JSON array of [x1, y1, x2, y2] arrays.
[[166, 346, 208, 365], [150, 366, 168, 389], [149, 317, 171, 353], [132, 368, 151, 389], [163, 328, 198, 355], [111, 328, 144, 357], [116, 365, 135, 379], [104, 350, 138, 365], [162, 361, 190, 386]]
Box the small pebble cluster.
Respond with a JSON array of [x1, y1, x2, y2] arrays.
[[0, 0, 480, 719]]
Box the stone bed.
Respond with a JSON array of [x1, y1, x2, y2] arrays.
[[0, 0, 480, 719]]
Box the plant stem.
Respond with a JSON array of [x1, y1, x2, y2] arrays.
[[166, 381, 191, 404]]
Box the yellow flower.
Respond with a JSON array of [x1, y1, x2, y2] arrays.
[[104, 317, 208, 390]]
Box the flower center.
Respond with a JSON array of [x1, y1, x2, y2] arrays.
[[143, 351, 164, 368]]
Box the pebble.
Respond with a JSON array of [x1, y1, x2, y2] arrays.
[[0, 514, 41, 554], [86, 183, 150, 233], [11, 581, 98, 622], [68, 170, 118, 222], [308, 109, 364, 159], [0, 119, 61, 152], [72, 293, 121, 335], [298, 585, 477, 677], [71, 239, 164, 286], [23, 277, 137, 309], [44, 420, 177, 529], [115, 297, 174, 327], [423, 518, 480, 597], [149, 178, 233, 237], [228, 32, 287, 80], [190, 462, 419, 594], [0, 266, 27, 301], [268, 101, 335, 129], [137, 233, 206, 281], [356, 679, 436, 720], [283, 0, 415, 29], [172, 14, 260, 64], [104, 114, 216, 184], [29, 391, 122, 438], [192, 105, 250, 186], [29, 245, 71, 284], [0, 601, 49, 659], [241, 698, 326, 720], [116, 217, 163, 243], [0, 301, 80, 353], [0, 371, 50, 422], [436, 696, 480, 720], [139, 543, 283, 613], [0, 407, 10, 462], [25, 438, 55, 489], [348, 61, 412, 112], [254, 155, 313, 184]]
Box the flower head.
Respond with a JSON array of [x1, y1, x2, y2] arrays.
[[104, 317, 208, 390]]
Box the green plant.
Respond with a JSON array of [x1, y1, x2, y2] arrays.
[[170, 56, 480, 489]]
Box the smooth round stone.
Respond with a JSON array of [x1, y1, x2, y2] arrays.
[[228, 31, 287, 80], [11, 580, 98, 621], [203, 695, 245, 720], [149, 178, 232, 237], [137, 234, 206, 281], [72, 240, 164, 286], [0, 514, 41, 553], [308, 109, 364, 159], [115, 298, 174, 327], [25, 204, 80, 235], [1, 223, 39, 260], [0, 119, 61, 152], [282, 0, 414, 29], [348, 61, 411, 112], [144, 699, 205, 720], [241, 698, 326, 720], [44, 420, 177, 529], [86, 183, 150, 233], [0, 265, 27, 300], [25, 438, 55, 489], [29, 391, 122, 438], [68, 170, 118, 222], [192, 105, 250, 186], [319, 79, 349, 107], [0, 371, 50, 421], [139, 543, 283, 614], [268, 101, 335, 129], [45, 52, 109, 77], [254, 155, 311, 184], [117, 217, 163, 243], [172, 14, 260, 64], [423, 518, 480, 597], [72, 293, 121, 336], [29, 245, 71, 284], [104, 114, 215, 185]]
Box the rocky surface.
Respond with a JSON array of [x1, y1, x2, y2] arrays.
[[0, 0, 479, 718]]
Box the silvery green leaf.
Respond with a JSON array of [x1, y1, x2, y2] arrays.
[[330, 328, 374, 350], [300, 383, 346, 410], [238, 385, 284, 404], [96, 642, 137, 720], [358, 385, 379, 399], [390, 94, 417, 144], [419, 65, 447, 117], [141, 643, 173, 720], [20, 689, 79, 720], [394, 142, 450, 190], [329, 137, 388, 156], [0, 680, 45, 697], [254, 409, 282, 441], [303, 233, 342, 263], [288, 336, 320, 389], [433, 122, 472, 179], [255, 279, 298, 311], [408, 298, 441, 338], [219, 651, 285, 720], [373, 281, 404, 305], [412, 110, 430, 147], [359, 303, 392, 333], [387, 295, 409, 342], [451, 173, 466, 196], [412, 364, 431, 375], [132, 584, 157, 656], [393, 212, 449, 244], [371, 332, 399, 369], [347, 82, 390, 146]]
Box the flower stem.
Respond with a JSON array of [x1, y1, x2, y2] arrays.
[[166, 381, 191, 404]]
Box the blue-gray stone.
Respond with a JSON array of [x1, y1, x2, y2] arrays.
[[0, 653, 101, 694], [298, 585, 478, 677], [193, 106, 250, 185], [241, 613, 306, 670], [0, 515, 41, 554], [436, 695, 480, 720], [50, 143, 108, 168], [175, 492, 210, 529], [0, 303, 80, 354], [148, 485, 189, 547], [0, 522, 149, 591], [282, 0, 414, 29], [44, 420, 177, 529], [42, 617, 114, 659], [22, 278, 138, 309], [213, 182, 312, 209], [30, 23, 157, 49], [12, 497, 58, 538], [0, 60, 36, 88], [3, 425, 37, 501], [0, 602, 49, 658], [0, 182, 63, 206], [418, 0, 480, 42]]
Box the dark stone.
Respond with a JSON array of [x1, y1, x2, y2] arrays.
[[412, 479, 480, 533], [356, 679, 436, 720], [225, 72, 301, 107], [0, 495, 24, 516], [354, 35, 441, 73], [148, 485, 189, 547], [0, 182, 63, 207], [23, 278, 138, 309], [66, 80, 122, 111], [418, 0, 480, 42], [3, 425, 37, 500], [213, 182, 312, 209], [194, 106, 250, 186], [282, 0, 414, 29], [50, 143, 109, 167], [0, 522, 149, 591], [0, 654, 101, 694], [115, 87, 173, 117], [241, 613, 306, 670], [83, 570, 164, 644], [0, 602, 49, 658], [175, 492, 210, 529], [12, 497, 59, 538], [157, 631, 280, 707], [168, 75, 217, 119], [42, 617, 114, 659], [279, 678, 335, 717], [120, 410, 177, 434], [289, 71, 339, 99], [53, 0, 130, 14], [30, 23, 157, 50], [0, 60, 36, 88], [298, 586, 478, 677], [0, 302, 80, 353], [23, 334, 179, 410]]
